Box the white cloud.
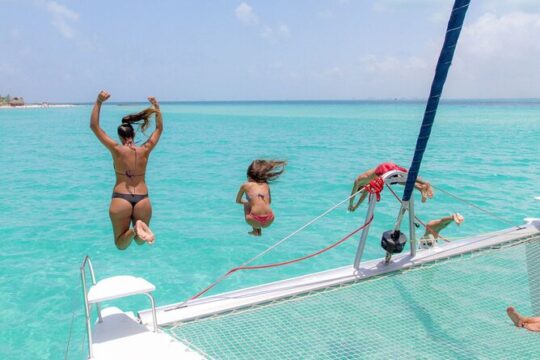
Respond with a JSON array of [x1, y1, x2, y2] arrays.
[[260, 23, 290, 40], [481, 0, 540, 14], [460, 12, 540, 56], [259, 26, 273, 39], [277, 24, 290, 36], [234, 3, 289, 41], [40, 0, 79, 39], [447, 11, 540, 97], [235, 2, 259, 25], [45, 1, 79, 21]]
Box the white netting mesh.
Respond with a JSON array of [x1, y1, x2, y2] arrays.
[[169, 236, 540, 359]]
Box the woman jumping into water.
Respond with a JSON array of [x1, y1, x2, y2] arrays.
[[90, 91, 163, 249], [236, 160, 286, 236], [348, 162, 434, 212]]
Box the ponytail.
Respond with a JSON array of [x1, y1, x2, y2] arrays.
[[121, 107, 156, 135]]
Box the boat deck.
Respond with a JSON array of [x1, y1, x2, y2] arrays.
[[92, 307, 204, 360], [139, 220, 540, 326]]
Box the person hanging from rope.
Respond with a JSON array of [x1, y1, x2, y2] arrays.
[[348, 162, 434, 212], [507, 307, 540, 332], [236, 160, 286, 236], [419, 213, 464, 248], [90, 91, 163, 249]]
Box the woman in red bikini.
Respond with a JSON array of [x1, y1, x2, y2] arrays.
[[90, 91, 163, 249], [348, 162, 434, 212], [236, 160, 286, 236]]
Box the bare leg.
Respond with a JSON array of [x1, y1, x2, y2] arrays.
[[109, 198, 136, 250], [248, 227, 261, 236], [349, 171, 376, 211], [524, 322, 540, 332], [423, 213, 464, 239], [244, 203, 262, 236], [415, 177, 434, 202], [132, 198, 155, 244]]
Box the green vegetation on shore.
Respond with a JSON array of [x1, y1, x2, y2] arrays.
[[0, 94, 25, 106]]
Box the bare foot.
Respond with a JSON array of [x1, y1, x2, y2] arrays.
[[506, 307, 524, 328], [453, 213, 464, 226], [135, 220, 155, 245], [420, 183, 434, 203], [248, 228, 261, 236]]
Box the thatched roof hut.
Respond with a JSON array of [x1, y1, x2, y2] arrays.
[[9, 97, 25, 106]]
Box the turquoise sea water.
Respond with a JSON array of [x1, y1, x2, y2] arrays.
[[1, 100, 539, 359]]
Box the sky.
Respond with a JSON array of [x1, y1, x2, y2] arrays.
[[1, 0, 540, 102]]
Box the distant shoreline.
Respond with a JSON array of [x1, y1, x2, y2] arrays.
[[0, 104, 77, 109], [1, 98, 540, 108]]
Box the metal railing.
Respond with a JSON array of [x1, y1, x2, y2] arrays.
[[353, 170, 417, 268]]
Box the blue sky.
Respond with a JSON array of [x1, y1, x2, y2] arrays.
[[1, 0, 540, 102]]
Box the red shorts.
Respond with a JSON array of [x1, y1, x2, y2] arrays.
[[246, 212, 275, 227], [374, 162, 408, 177]]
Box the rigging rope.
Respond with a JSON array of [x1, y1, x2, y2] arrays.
[[431, 184, 515, 227], [186, 187, 379, 302], [188, 178, 389, 301], [190, 215, 374, 300]]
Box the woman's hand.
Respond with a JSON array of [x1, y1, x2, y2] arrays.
[[97, 91, 111, 104], [148, 96, 160, 109]]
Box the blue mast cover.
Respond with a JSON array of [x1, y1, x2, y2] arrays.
[[402, 0, 470, 201]]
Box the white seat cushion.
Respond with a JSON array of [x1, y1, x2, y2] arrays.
[[88, 276, 155, 304]]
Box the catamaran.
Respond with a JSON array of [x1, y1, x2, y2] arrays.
[[78, 1, 540, 358]]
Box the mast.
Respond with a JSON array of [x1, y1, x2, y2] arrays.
[[388, 0, 471, 261]]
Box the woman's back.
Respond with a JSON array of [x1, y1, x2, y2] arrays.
[[113, 145, 149, 194], [244, 181, 271, 214]]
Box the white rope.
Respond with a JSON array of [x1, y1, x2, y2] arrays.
[[236, 188, 365, 268], [179, 188, 365, 305], [431, 184, 515, 226]]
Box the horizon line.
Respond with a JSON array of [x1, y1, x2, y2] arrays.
[[29, 97, 540, 105]]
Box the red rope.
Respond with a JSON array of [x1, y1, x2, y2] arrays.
[[365, 177, 384, 201], [190, 215, 374, 300]]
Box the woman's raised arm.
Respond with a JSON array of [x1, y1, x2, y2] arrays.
[[90, 91, 118, 152], [143, 96, 163, 153]]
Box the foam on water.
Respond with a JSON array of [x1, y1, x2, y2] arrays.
[[1, 100, 539, 359]]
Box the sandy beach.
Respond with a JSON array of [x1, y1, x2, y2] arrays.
[[0, 104, 76, 109]]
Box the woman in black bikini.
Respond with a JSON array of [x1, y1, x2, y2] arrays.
[[90, 91, 163, 249]]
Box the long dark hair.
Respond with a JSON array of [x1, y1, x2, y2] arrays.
[[247, 160, 287, 183], [117, 107, 156, 139]]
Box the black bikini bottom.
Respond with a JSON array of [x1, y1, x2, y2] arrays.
[[112, 192, 148, 208]]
